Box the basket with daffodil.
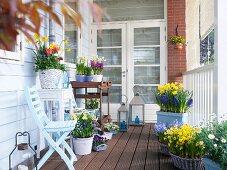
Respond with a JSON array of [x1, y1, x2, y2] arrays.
[[164, 124, 205, 170], [27, 34, 71, 72]]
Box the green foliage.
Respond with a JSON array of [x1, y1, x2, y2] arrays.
[[72, 113, 94, 138], [84, 66, 93, 76], [169, 36, 186, 45], [197, 120, 227, 169], [76, 63, 86, 75], [85, 99, 99, 109]]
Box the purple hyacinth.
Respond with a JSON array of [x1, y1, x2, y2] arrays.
[[154, 123, 167, 135], [161, 95, 168, 104], [91, 60, 95, 68], [187, 98, 193, 107], [173, 96, 178, 107]]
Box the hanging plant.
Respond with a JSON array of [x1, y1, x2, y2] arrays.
[[169, 35, 186, 49]]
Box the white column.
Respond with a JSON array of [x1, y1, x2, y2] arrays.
[[214, 0, 227, 121]]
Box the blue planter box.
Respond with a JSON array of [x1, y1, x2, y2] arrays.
[[204, 158, 221, 170], [156, 111, 188, 124]]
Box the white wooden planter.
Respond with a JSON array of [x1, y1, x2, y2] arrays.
[[39, 69, 63, 89]]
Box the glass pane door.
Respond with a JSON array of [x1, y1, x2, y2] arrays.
[[130, 23, 166, 104], [92, 24, 127, 119]]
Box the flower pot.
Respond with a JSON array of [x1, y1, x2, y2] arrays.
[[111, 130, 118, 135], [76, 75, 85, 82], [72, 136, 93, 155], [170, 152, 203, 170], [85, 76, 93, 82], [159, 143, 170, 156], [156, 111, 188, 125], [92, 75, 103, 82], [103, 132, 113, 140], [204, 158, 221, 170], [39, 69, 63, 89], [92, 144, 108, 152], [175, 42, 183, 49]]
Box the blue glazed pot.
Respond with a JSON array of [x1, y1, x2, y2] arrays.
[[85, 76, 93, 82], [204, 158, 221, 170], [76, 75, 85, 82], [156, 111, 188, 124]]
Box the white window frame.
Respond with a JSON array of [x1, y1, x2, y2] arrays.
[[0, 34, 23, 64]]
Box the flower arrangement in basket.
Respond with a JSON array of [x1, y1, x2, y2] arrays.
[[28, 34, 70, 72], [155, 82, 193, 113], [154, 121, 183, 156], [164, 124, 205, 170], [198, 119, 227, 170]]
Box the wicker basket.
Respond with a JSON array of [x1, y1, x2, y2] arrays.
[[39, 69, 63, 89], [170, 152, 203, 170], [159, 143, 170, 156]]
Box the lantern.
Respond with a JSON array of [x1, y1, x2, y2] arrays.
[[9, 132, 37, 170], [117, 102, 129, 131], [129, 93, 145, 125]]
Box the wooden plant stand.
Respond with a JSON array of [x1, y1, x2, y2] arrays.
[[70, 81, 112, 125]]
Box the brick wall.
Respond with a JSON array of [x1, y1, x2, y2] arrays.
[[168, 0, 186, 82]]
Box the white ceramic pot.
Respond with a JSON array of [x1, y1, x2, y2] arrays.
[[39, 69, 63, 89], [92, 75, 103, 82], [103, 132, 113, 140], [72, 136, 93, 155]]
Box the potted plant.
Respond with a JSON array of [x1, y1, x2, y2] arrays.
[[92, 134, 108, 152], [84, 66, 93, 82], [165, 124, 205, 170], [169, 35, 186, 49], [71, 112, 95, 155], [154, 121, 183, 156], [85, 99, 100, 116], [104, 122, 119, 139], [76, 56, 86, 82], [154, 82, 193, 124], [90, 56, 105, 82], [198, 120, 227, 170], [28, 34, 68, 89]]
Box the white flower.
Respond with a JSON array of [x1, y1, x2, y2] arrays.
[[208, 134, 215, 140], [214, 144, 217, 147], [221, 138, 226, 143], [199, 141, 204, 146]]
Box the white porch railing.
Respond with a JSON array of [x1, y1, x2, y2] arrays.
[[183, 64, 215, 126]]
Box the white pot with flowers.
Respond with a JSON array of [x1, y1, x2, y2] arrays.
[[90, 56, 105, 82], [29, 34, 70, 89], [103, 122, 119, 139]]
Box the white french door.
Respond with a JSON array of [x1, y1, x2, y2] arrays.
[[92, 21, 166, 121]]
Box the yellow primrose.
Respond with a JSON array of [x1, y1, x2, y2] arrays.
[[82, 114, 88, 120], [26, 38, 31, 43], [41, 36, 48, 42], [34, 33, 40, 41]]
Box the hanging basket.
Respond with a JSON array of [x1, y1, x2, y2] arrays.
[[170, 152, 203, 170], [175, 42, 184, 49], [39, 69, 63, 89]]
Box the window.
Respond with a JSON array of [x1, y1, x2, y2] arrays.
[[64, 1, 78, 64], [200, 29, 214, 65], [0, 35, 22, 62]]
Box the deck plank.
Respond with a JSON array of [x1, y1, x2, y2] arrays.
[[115, 126, 143, 170], [145, 125, 159, 170], [84, 132, 123, 170], [99, 126, 134, 170], [130, 124, 151, 170]]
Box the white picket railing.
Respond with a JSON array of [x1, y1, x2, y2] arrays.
[[183, 64, 215, 126]]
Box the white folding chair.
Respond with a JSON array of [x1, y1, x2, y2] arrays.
[[25, 87, 77, 170]]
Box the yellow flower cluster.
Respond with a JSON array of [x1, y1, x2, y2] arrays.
[[165, 124, 201, 149], [158, 82, 184, 95]]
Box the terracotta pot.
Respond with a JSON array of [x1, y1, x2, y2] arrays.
[[175, 42, 183, 49]]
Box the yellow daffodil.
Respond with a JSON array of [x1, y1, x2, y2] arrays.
[[49, 43, 57, 50], [172, 91, 177, 95], [26, 38, 31, 43], [34, 33, 40, 41], [41, 36, 48, 42], [64, 40, 69, 44], [66, 48, 71, 52]]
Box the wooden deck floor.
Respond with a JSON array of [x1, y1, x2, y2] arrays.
[[41, 124, 175, 170]]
